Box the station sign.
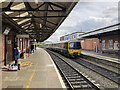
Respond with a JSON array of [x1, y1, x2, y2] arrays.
[[7, 40, 11, 44]]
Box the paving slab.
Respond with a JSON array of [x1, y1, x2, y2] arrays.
[[2, 48, 65, 89]]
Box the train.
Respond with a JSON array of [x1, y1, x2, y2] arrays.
[[46, 40, 82, 58]]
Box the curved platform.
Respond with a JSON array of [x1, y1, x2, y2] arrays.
[[2, 48, 65, 89]]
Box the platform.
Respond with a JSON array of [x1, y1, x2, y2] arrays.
[[2, 48, 65, 89], [81, 50, 120, 63]]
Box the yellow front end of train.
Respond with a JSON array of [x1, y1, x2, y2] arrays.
[[68, 41, 82, 57], [68, 49, 82, 56]]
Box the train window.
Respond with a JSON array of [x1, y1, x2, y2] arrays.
[[69, 42, 81, 49], [63, 43, 68, 49], [70, 43, 74, 48], [76, 42, 81, 48]]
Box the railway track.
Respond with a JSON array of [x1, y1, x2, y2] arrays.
[[47, 50, 100, 90], [74, 56, 120, 85]]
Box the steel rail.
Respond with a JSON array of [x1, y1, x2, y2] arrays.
[[49, 51, 75, 90], [75, 56, 120, 86], [47, 49, 100, 90]]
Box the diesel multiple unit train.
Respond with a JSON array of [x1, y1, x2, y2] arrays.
[[47, 40, 82, 58]]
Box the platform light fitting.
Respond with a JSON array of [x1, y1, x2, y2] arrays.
[[34, 39, 36, 42], [35, 0, 38, 4], [40, 24, 42, 28], [3, 27, 10, 35], [29, 13, 33, 17]]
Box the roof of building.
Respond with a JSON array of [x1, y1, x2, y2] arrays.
[[61, 32, 84, 37], [2, 1, 78, 42], [79, 23, 120, 39]]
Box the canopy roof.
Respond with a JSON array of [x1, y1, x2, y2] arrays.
[[2, 1, 77, 41], [79, 23, 120, 39]]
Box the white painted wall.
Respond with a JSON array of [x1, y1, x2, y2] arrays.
[[63, 32, 83, 41]]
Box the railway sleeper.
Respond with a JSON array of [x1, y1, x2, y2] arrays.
[[66, 75, 81, 78], [72, 85, 92, 89], [70, 79, 86, 82], [47, 50, 100, 90], [71, 81, 88, 85], [64, 73, 79, 76], [67, 77, 81, 79]]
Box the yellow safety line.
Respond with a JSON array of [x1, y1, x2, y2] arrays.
[[82, 52, 120, 61], [26, 63, 38, 90]]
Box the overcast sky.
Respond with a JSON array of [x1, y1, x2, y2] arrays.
[[46, 1, 118, 42]]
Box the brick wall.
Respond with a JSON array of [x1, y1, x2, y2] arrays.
[[81, 34, 119, 51], [2, 35, 5, 66], [81, 38, 99, 51], [0, 33, 3, 66], [7, 35, 14, 64], [85, 39, 93, 50], [0, 33, 5, 66], [101, 34, 119, 50], [60, 36, 64, 41]]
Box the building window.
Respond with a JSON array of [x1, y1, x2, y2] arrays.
[[114, 41, 119, 50], [109, 40, 113, 49], [74, 35, 75, 38], [102, 40, 105, 50]]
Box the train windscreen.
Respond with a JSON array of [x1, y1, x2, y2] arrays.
[[69, 42, 81, 49]]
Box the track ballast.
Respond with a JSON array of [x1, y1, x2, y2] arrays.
[[47, 50, 100, 90]]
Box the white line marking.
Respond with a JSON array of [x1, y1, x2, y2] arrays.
[[44, 49, 66, 88]]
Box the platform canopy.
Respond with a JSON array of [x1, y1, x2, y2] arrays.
[[2, 1, 78, 42]]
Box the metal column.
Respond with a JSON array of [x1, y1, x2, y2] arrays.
[[4, 35, 7, 66]]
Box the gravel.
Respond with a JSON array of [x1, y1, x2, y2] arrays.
[[46, 49, 119, 89]]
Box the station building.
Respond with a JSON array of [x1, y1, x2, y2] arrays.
[[79, 23, 120, 54], [60, 23, 120, 54], [16, 34, 30, 53], [2, 24, 18, 66], [1, 23, 30, 66], [60, 32, 84, 41]]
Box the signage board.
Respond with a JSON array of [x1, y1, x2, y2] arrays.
[[8, 40, 11, 44]]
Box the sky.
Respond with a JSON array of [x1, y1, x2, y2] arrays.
[[46, 1, 118, 43]]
